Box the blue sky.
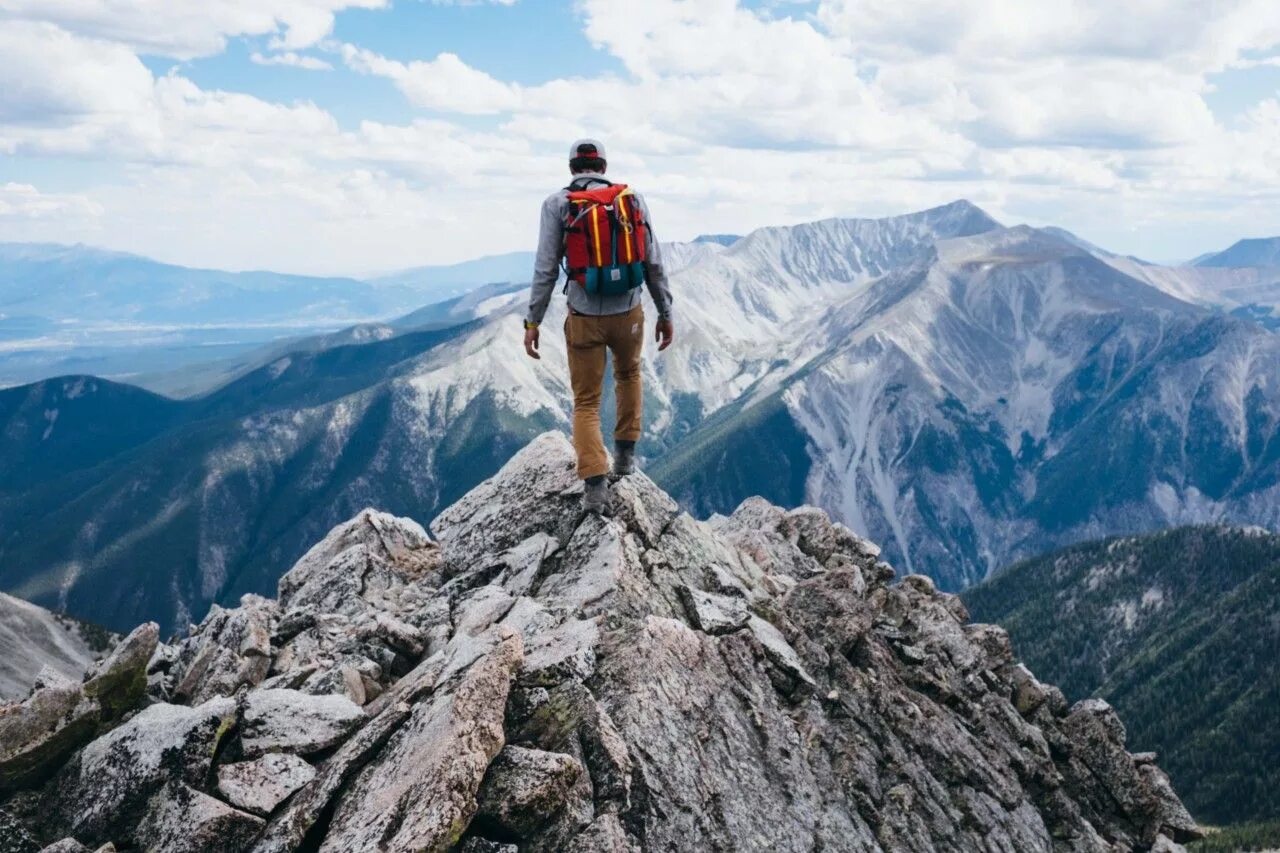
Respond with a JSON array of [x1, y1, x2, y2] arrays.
[[1, 1, 1279, 275]]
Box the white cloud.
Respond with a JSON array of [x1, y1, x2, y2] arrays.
[[340, 45, 521, 114], [0, 183, 103, 220], [250, 50, 333, 70], [0, 0, 390, 58], [1, 0, 1280, 272]]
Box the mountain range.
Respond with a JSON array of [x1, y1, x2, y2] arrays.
[[964, 524, 1280, 828], [3, 201, 1280, 637]]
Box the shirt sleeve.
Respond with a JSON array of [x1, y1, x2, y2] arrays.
[[638, 195, 674, 321], [525, 193, 564, 325]]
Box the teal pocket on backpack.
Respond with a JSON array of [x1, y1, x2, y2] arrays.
[[627, 261, 646, 290], [583, 264, 644, 296]]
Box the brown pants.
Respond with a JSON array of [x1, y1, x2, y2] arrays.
[[565, 304, 644, 479]]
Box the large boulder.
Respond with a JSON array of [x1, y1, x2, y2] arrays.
[[473, 746, 582, 840], [134, 784, 263, 853], [50, 698, 236, 845], [238, 689, 364, 758], [217, 753, 316, 817], [318, 629, 523, 852]]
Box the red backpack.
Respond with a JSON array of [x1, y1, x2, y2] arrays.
[[562, 179, 649, 296]]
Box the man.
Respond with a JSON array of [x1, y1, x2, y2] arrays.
[[523, 139, 675, 514]]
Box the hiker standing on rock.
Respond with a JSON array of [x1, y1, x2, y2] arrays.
[[522, 139, 675, 514]]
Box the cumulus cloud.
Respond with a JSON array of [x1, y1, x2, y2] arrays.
[[340, 45, 522, 114], [0, 0, 1279, 272], [0, 0, 390, 58]]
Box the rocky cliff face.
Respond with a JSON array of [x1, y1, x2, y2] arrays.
[[0, 433, 1200, 852]]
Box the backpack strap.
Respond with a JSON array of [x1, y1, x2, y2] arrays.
[[566, 175, 613, 191]]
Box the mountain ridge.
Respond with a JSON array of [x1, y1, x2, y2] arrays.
[[0, 432, 1201, 852]]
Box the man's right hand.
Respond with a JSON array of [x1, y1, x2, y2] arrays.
[[524, 325, 541, 359]]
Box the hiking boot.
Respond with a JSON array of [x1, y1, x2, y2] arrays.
[[583, 475, 610, 515], [612, 440, 636, 478]]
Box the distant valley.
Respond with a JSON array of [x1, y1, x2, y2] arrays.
[[0, 242, 536, 391]]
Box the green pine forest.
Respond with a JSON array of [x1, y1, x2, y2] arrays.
[[963, 525, 1280, 834]]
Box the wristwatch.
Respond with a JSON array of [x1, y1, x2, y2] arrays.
[[523, 320, 539, 330]]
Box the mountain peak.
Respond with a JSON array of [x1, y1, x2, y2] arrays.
[[1194, 236, 1280, 268], [1, 431, 1200, 851]]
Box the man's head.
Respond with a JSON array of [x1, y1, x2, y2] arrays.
[[569, 138, 606, 174]]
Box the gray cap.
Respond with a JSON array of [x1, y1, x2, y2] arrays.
[[569, 138, 606, 161]]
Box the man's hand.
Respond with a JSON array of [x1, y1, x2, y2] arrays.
[[524, 324, 541, 359], [655, 318, 674, 352]]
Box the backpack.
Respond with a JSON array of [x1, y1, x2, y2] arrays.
[[562, 178, 649, 296]]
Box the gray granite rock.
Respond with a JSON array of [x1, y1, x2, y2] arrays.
[[0, 623, 156, 792], [2, 432, 1202, 853], [318, 629, 523, 852], [677, 586, 750, 634], [53, 698, 237, 844], [239, 689, 364, 758], [474, 745, 582, 839], [217, 753, 315, 816], [135, 783, 263, 853]]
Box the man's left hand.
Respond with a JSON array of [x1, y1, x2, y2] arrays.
[[655, 318, 674, 352]]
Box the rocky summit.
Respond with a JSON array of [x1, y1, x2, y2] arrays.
[[0, 432, 1199, 852]]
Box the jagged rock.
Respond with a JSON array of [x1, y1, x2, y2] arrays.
[[251, 695, 421, 852], [474, 746, 582, 839], [677, 586, 749, 635], [239, 689, 364, 758], [135, 783, 264, 852], [278, 509, 442, 622], [1008, 663, 1050, 716], [81, 621, 159, 711], [745, 614, 816, 696], [506, 680, 631, 811], [431, 433, 583, 565], [217, 753, 316, 816], [319, 629, 523, 852], [3, 432, 1200, 853], [30, 666, 76, 693], [458, 840, 516, 853], [38, 841, 89, 853], [0, 623, 157, 791], [35, 841, 117, 853], [169, 597, 277, 705], [0, 683, 97, 793], [262, 510, 448, 701], [51, 697, 236, 844]]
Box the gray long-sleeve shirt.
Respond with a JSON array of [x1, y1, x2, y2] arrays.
[[525, 172, 673, 325]]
